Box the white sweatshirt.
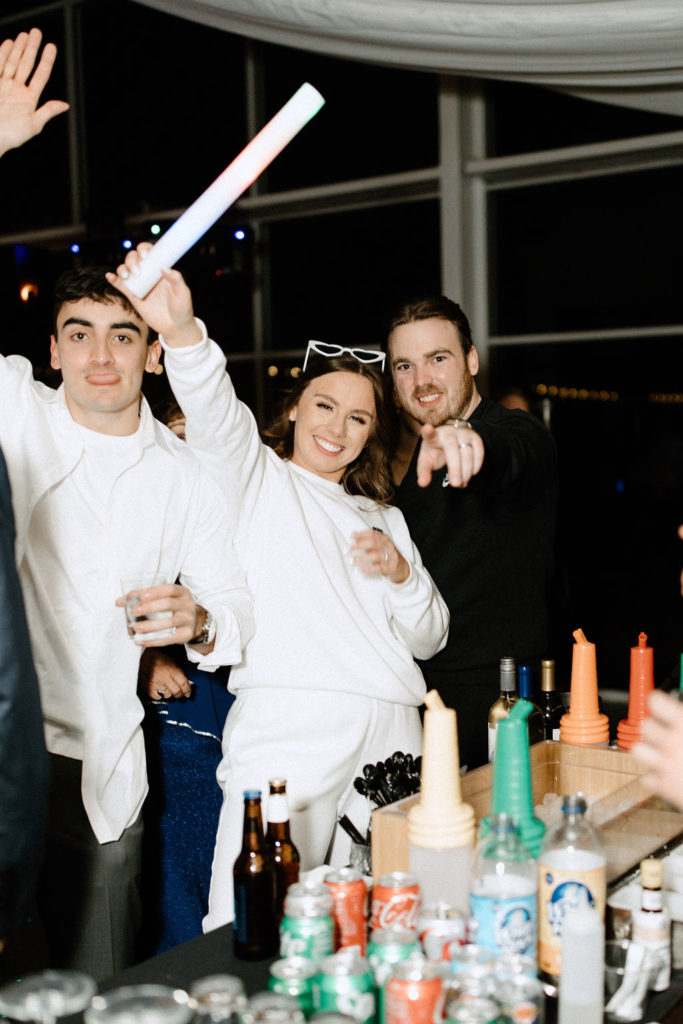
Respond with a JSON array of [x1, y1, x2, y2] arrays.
[[162, 328, 449, 707]]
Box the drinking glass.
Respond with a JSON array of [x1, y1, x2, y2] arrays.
[[0, 969, 97, 1024], [188, 975, 247, 1023], [121, 573, 174, 641], [85, 984, 192, 1024]]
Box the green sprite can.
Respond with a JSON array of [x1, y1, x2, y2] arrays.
[[367, 927, 421, 1024], [280, 881, 335, 961], [312, 949, 376, 1024], [268, 956, 319, 1019]]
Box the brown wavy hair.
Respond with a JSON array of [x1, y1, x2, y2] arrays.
[[262, 352, 394, 504]]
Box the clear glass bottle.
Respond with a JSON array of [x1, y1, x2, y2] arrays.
[[487, 656, 517, 761], [469, 813, 538, 960], [233, 790, 278, 960], [631, 857, 671, 992], [538, 658, 565, 741], [265, 778, 301, 923], [537, 793, 606, 980], [517, 664, 545, 746]]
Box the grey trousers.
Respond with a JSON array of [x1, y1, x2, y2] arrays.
[[38, 754, 143, 983]]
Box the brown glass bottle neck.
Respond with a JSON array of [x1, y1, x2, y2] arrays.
[[242, 800, 266, 850]]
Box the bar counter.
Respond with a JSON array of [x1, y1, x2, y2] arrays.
[[95, 920, 683, 1024]]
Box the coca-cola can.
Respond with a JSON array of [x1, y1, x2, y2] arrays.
[[384, 957, 444, 1024], [370, 872, 421, 932], [325, 867, 368, 955], [418, 902, 467, 961]]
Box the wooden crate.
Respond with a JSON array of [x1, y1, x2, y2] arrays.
[[371, 740, 683, 883]]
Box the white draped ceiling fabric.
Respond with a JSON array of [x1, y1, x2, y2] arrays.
[[134, 0, 683, 117]]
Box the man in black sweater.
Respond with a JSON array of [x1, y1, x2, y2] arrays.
[[386, 296, 557, 769]]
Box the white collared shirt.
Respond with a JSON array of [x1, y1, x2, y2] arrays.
[[0, 352, 254, 842]]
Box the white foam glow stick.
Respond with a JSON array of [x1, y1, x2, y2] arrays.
[[124, 82, 325, 298]]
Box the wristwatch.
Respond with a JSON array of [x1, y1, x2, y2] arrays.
[[189, 608, 216, 646]]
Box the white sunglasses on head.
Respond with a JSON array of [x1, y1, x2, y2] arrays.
[[303, 339, 386, 373]]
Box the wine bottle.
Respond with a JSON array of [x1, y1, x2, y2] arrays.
[[517, 663, 545, 746], [487, 656, 517, 761], [538, 658, 565, 741]]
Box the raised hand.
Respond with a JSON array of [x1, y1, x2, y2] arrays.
[[106, 242, 202, 348], [0, 28, 69, 158]]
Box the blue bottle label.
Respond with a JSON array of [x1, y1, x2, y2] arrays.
[[470, 889, 537, 958]]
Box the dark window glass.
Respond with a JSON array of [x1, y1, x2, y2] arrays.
[[260, 43, 438, 190], [488, 80, 683, 157], [0, 10, 71, 232], [267, 200, 440, 351], [489, 335, 683, 690], [81, 1, 246, 226], [490, 167, 683, 335]]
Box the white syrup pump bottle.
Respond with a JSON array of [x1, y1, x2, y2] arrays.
[[408, 690, 476, 914]]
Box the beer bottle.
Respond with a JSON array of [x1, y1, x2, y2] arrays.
[[233, 790, 278, 960], [266, 778, 301, 921]]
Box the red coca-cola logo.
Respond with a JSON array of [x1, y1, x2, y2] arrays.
[[371, 892, 420, 930]]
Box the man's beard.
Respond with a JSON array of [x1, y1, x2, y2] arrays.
[[408, 371, 476, 427]]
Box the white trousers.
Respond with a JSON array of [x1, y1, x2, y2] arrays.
[[204, 687, 422, 931]]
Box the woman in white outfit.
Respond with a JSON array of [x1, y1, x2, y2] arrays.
[[108, 250, 450, 930]]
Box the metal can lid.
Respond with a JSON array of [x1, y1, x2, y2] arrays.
[[284, 881, 334, 917], [419, 902, 465, 922], [368, 927, 418, 948], [376, 872, 418, 889], [390, 954, 441, 982], [319, 949, 371, 977], [324, 866, 363, 886], [270, 957, 319, 982]]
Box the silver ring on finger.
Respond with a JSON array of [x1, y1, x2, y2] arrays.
[[383, 551, 389, 565], [458, 441, 473, 449]]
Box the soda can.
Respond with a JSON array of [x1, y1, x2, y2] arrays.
[[312, 949, 376, 1024], [241, 990, 306, 1022], [384, 956, 444, 1024], [268, 957, 319, 1019], [371, 872, 421, 932], [325, 867, 369, 954], [367, 927, 421, 1023], [495, 974, 545, 1024], [445, 996, 501, 1023], [417, 902, 467, 961], [280, 880, 335, 961]]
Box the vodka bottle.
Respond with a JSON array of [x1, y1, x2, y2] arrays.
[[537, 793, 606, 980], [469, 812, 538, 960]]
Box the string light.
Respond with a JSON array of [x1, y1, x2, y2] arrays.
[[19, 283, 38, 302], [70, 243, 80, 254]]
